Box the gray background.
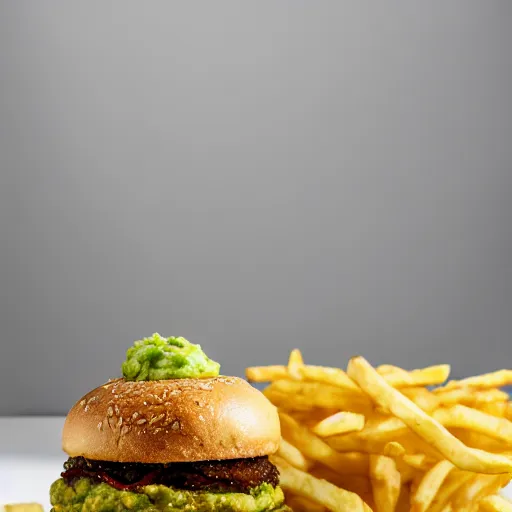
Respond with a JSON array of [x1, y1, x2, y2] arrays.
[[1, 1, 511, 415]]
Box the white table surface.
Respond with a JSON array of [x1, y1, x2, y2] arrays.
[[0, 418, 66, 510], [1, 417, 511, 510]]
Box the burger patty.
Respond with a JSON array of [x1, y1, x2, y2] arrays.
[[62, 456, 279, 494]]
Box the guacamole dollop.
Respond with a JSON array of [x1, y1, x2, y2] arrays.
[[50, 478, 289, 512], [121, 334, 220, 381]]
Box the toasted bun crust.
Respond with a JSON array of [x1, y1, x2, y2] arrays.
[[62, 377, 280, 463]]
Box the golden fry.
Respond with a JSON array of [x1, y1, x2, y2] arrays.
[[327, 417, 441, 459], [287, 348, 304, 380], [426, 471, 473, 512], [274, 456, 370, 512], [401, 453, 432, 471], [382, 364, 450, 388], [433, 405, 512, 444], [393, 458, 418, 484], [450, 428, 506, 453], [507, 403, 512, 422], [401, 387, 440, 412], [326, 431, 400, 455], [263, 386, 313, 412], [477, 402, 509, 418], [436, 388, 509, 407], [310, 466, 372, 496], [247, 351, 512, 512], [299, 365, 362, 392], [358, 417, 408, 439], [312, 411, 365, 437], [377, 364, 408, 376], [383, 441, 406, 458], [245, 365, 289, 382], [347, 356, 512, 474], [279, 412, 369, 475], [480, 495, 512, 512], [277, 438, 311, 471], [436, 369, 512, 392], [271, 379, 372, 411], [377, 363, 450, 387], [249, 361, 363, 392], [451, 474, 503, 509], [410, 460, 454, 512], [369, 455, 401, 512], [4, 505, 44, 512]]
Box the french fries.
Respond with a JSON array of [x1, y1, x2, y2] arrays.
[[245, 365, 289, 382], [369, 455, 401, 512], [269, 379, 372, 411], [378, 364, 409, 376], [477, 401, 510, 418], [276, 437, 311, 471], [436, 388, 509, 407], [401, 387, 440, 412], [437, 370, 512, 392], [428, 472, 475, 512], [275, 456, 369, 512], [410, 460, 454, 512], [3, 506, 44, 512], [279, 412, 370, 475], [381, 364, 451, 388], [450, 428, 509, 453], [246, 352, 512, 512], [299, 365, 362, 392], [347, 356, 512, 474], [312, 411, 365, 437], [383, 441, 406, 458], [433, 405, 512, 444], [480, 495, 512, 512], [310, 466, 373, 496], [451, 474, 502, 509], [287, 348, 304, 380]]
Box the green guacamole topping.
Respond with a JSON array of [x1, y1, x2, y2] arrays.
[[121, 333, 220, 381], [50, 478, 289, 512]]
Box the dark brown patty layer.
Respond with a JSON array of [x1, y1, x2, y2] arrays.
[[62, 456, 279, 494]]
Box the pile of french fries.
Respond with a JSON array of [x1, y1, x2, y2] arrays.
[[246, 352, 512, 512]]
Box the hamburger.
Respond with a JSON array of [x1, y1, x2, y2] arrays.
[[50, 334, 290, 512]]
